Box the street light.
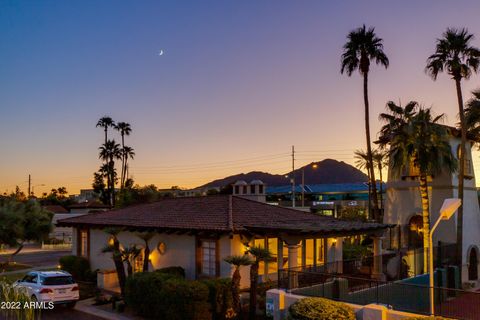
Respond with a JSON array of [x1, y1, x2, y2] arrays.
[[429, 198, 461, 316], [301, 163, 318, 207]]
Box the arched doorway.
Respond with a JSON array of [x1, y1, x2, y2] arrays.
[[468, 247, 478, 281]]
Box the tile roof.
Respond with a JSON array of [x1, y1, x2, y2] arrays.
[[58, 195, 389, 235], [42, 205, 69, 214], [68, 200, 111, 209]]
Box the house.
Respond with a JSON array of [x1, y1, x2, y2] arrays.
[[58, 193, 389, 290], [384, 127, 480, 282]]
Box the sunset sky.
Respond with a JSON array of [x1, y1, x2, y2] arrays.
[[1, 1, 480, 195]]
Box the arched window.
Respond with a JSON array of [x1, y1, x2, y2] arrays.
[[134, 248, 145, 273], [407, 215, 423, 249]]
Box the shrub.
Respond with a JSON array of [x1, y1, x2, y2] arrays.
[[125, 272, 211, 319], [202, 278, 234, 320], [288, 297, 355, 320], [155, 266, 186, 278], [59, 255, 96, 282]]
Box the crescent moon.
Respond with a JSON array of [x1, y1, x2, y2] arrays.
[[158, 50, 164, 56]]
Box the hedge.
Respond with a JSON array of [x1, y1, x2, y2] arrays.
[[125, 272, 211, 319], [154, 266, 186, 278], [288, 297, 355, 320], [59, 255, 96, 282], [202, 278, 234, 320]]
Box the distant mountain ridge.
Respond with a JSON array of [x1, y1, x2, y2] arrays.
[[198, 159, 368, 188]]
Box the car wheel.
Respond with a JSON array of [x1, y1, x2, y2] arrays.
[[66, 301, 76, 309]]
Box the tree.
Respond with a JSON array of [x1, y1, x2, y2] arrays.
[[121, 245, 141, 277], [247, 246, 272, 320], [341, 25, 389, 222], [465, 89, 480, 141], [136, 232, 155, 272], [0, 197, 52, 262], [381, 104, 457, 269], [99, 140, 122, 206], [224, 255, 253, 314], [96, 116, 115, 146], [114, 122, 132, 189], [426, 28, 480, 266], [121, 146, 135, 189], [102, 228, 127, 296]]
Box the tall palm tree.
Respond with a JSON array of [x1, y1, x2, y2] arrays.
[[426, 28, 480, 266], [372, 149, 388, 209], [354, 149, 373, 218], [247, 246, 272, 320], [121, 146, 135, 188], [136, 232, 155, 272], [96, 116, 115, 146], [99, 140, 122, 206], [102, 228, 127, 296], [383, 105, 457, 269], [114, 122, 132, 188], [341, 24, 389, 222], [224, 255, 253, 314]]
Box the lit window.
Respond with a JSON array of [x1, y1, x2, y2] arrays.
[[79, 230, 88, 257], [316, 239, 324, 265], [134, 250, 144, 273], [201, 240, 216, 276], [267, 238, 278, 274], [305, 239, 314, 266]]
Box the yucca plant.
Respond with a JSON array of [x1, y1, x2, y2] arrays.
[[224, 255, 253, 314]]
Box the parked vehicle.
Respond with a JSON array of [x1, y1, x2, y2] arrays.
[[14, 270, 79, 307]]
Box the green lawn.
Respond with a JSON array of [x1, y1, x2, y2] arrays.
[[0, 266, 57, 283]]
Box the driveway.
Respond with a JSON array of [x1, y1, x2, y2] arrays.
[[41, 308, 104, 320]]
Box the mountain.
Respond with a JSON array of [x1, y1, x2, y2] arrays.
[[198, 159, 368, 188]]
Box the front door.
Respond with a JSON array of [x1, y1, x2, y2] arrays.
[[468, 249, 478, 281]]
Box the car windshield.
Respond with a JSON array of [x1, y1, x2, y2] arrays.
[[40, 276, 75, 285]]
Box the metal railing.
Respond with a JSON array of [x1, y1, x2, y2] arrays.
[[278, 269, 480, 319]]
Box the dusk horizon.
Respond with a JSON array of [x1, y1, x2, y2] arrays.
[[2, 1, 480, 195]]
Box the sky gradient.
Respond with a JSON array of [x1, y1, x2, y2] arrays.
[[1, 1, 480, 195]]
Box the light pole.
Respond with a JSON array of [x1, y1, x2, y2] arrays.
[[429, 198, 461, 316], [301, 163, 318, 207]]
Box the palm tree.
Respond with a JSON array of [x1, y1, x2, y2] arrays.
[[464, 90, 480, 141], [99, 140, 122, 206], [354, 149, 372, 218], [115, 122, 132, 188], [121, 245, 141, 277], [224, 255, 253, 314], [96, 116, 115, 145], [426, 28, 480, 265], [102, 228, 127, 296], [341, 24, 389, 222], [121, 146, 135, 188], [383, 105, 457, 269], [136, 232, 155, 272], [372, 149, 388, 209], [247, 246, 272, 320]]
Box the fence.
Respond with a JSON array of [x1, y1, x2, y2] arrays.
[[278, 269, 480, 319]]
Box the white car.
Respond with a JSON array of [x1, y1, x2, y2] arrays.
[[14, 270, 79, 307]]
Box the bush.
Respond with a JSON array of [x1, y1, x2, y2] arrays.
[[202, 278, 234, 320], [59, 255, 96, 282], [288, 297, 355, 320], [125, 272, 211, 319], [155, 266, 186, 278]]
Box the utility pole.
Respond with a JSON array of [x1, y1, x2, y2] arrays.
[[28, 174, 31, 198], [292, 145, 295, 208]]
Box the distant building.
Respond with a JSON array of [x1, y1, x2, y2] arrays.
[[68, 200, 110, 214]]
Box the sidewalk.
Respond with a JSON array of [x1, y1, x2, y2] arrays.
[[0, 244, 70, 256], [75, 298, 142, 320]]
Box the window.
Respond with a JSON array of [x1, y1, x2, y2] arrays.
[[250, 185, 256, 194], [457, 146, 473, 177], [201, 240, 217, 276], [267, 238, 278, 274], [243, 186, 248, 194], [305, 239, 314, 266], [259, 185, 264, 194], [235, 186, 240, 194], [79, 229, 89, 257]]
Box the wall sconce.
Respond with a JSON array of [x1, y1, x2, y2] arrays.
[[331, 238, 337, 246], [157, 242, 166, 255]]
